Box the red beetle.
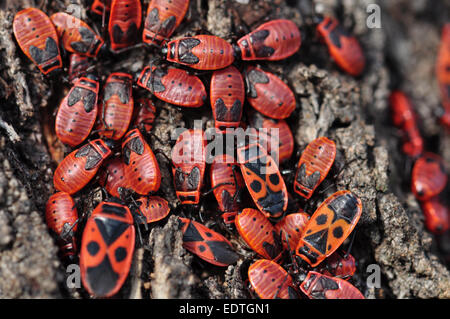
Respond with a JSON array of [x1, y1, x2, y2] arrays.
[[389, 91, 423, 157], [13, 8, 62, 76], [143, 0, 190, 46], [236, 19, 301, 61], [245, 66, 296, 120], [248, 111, 294, 164], [299, 271, 364, 299], [179, 217, 239, 266], [274, 211, 310, 250], [98, 157, 130, 198], [55, 75, 100, 147], [210, 154, 245, 217], [411, 153, 447, 201], [296, 190, 362, 267], [421, 198, 449, 234], [45, 192, 78, 258], [248, 259, 298, 299], [133, 98, 157, 134], [137, 66, 207, 107], [210, 66, 245, 132], [50, 12, 105, 58], [436, 24, 450, 128], [134, 196, 170, 223], [316, 16, 365, 77], [162, 35, 235, 70], [122, 129, 161, 195], [109, 0, 142, 52], [293, 137, 337, 199], [98, 72, 134, 140], [237, 141, 288, 219], [235, 208, 283, 260], [171, 129, 207, 204], [317, 252, 357, 280], [54, 139, 112, 195], [91, 0, 112, 15], [68, 54, 92, 84], [80, 200, 135, 297]]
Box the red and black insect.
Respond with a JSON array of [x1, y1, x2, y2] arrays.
[[91, 0, 112, 15], [171, 129, 207, 204], [237, 141, 288, 219], [296, 190, 362, 267], [235, 208, 283, 260], [179, 217, 239, 266], [317, 252, 356, 280], [54, 139, 112, 195], [98, 72, 134, 140], [50, 12, 105, 58], [299, 271, 364, 299], [247, 110, 294, 164], [411, 153, 447, 201], [137, 66, 207, 107], [293, 137, 336, 200], [274, 211, 309, 250], [143, 0, 190, 46], [210, 66, 245, 132], [98, 157, 129, 198], [248, 259, 298, 299], [122, 129, 161, 195], [316, 16, 365, 77], [436, 24, 450, 128], [210, 154, 245, 221], [236, 19, 301, 61], [133, 98, 156, 134], [162, 35, 235, 70], [389, 91, 423, 158], [55, 75, 100, 147], [13, 8, 62, 76], [421, 198, 449, 234], [45, 192, 78, 258], [68, 54, 92, 84], [80, 200, 135, 297], [134, 196, 170, 223], [245, 66, 296, 120], [109, 0, 142, 52]]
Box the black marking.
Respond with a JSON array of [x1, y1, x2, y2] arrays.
[[182, 220, 204, 242], [246, 68, 269, 98], [94, 216, 130, 246], [328, 24, 350, 49], [85, 255, 119, 296], [29, 37, 59, 64], [114, 247, 127, 262], [230, 100, 242, 121], [309, 276, 340, 299], [262, 231, 282, 259], [328, 193, 359, 224], [214, 98, 227, 121], [316, 214, 328, 225], [146, 67, 166, 93], [187, 167, 200, 190], [250, 180, 262, 193], [102, 203, 128, 218], [178, 38, 201, 65], [303, 228, 329, 254], [269, 173, 279, 185], [87, 241, 100, 256], [104, 81, 130, 104], [332, 226, 343, 239], [250, 30, 275, 58], [75, 144, 103, 170], [67, 86, 97, 113], [297, 245, 319, 265], [296, 163, 321, 192], [198, 244, 206, 252], [70, 27, 96, 53], [207, 240, 239, 265], [123, 137, 144, 165]]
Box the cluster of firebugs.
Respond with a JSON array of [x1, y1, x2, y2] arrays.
[[11, 0, 448, 299]]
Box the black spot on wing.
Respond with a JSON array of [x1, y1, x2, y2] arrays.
[[250, 30, 275, 58], [67, 87, 96, 113], [187, 167, 200, 190], [297, 164, 321, 190], [246, 69, 269, 99], [230, 100, 242, 121], [112, 24, 124, 44]]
